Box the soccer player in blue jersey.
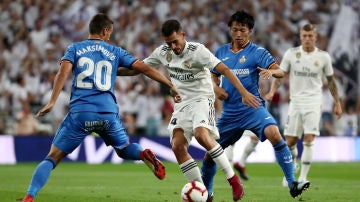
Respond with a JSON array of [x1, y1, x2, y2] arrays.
[[201, 10, 310, 200], [21, 13, 181, 202]]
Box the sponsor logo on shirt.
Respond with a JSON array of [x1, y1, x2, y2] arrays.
[[231, 69, 250, 77]]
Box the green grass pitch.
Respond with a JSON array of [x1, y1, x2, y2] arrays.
[[1, 162, 359, 201]]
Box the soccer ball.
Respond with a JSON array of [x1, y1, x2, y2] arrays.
[[181, 181, 208, 202]]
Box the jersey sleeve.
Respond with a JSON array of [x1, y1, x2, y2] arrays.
[[61, 44, 76, 64], [117, 48, 137, 68], [323, 52, 334, 76], [211, 48, 222, 76], [143, 46, 163, 68], [256, 47, 276, 69], [279, 49, 291, 73], [196, 44, 221, 71]]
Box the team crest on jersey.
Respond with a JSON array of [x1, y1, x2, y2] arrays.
[[183, 61, 191, 69], [314, 60, 319, 67], [166, 53, 172, 62], [296, 52, 301, 58], [239, 56, 246, 63]]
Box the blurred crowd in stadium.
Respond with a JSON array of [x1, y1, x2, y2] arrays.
[[0, 0, 359, 137]]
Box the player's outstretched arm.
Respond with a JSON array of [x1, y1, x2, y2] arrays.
[[37, 60, 72, 117], [214, 62, 260, 108], [116, 67, 140, 76], [257, 64, 284, 79], [131, 60, 182, 103]]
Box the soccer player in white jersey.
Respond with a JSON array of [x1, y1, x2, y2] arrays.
[[267, 24, 342, 185], [143, 19, 260, 201]]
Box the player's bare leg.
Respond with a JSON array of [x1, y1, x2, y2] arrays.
[[172, 128, 204, 183]]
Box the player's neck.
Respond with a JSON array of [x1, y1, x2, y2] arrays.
[[88, 34, 105, 41], [302, 45, 315, 53], [231, 40, 249, 52]]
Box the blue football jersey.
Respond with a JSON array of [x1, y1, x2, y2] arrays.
[[212, 42, 276, 116], [61, 39, 136, 113]]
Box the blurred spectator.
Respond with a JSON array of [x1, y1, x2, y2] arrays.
[[29, 18, 49, 57], [335, 103, 358, 137], [14, 102, 38, 136], [41, 86, 69, 134], [11, 75, 29, 116]]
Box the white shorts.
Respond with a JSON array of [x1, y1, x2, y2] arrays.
[[283, 102, 321, 137], [243, 130, 256, 137], [168, 99, 219, 144]]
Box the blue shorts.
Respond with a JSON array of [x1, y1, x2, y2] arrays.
[[216, 106, 277, 148], [53, 112, 129, 154]]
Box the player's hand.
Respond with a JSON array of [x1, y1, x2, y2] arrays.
[[257, 67, 272, 79], [214, 86, 228, 100], [333, 102, 342, 119], [264, 92, 274, 102], [170, 86, 182, 103], [36, 103, 54, 117], [242, 91, 260, 108]]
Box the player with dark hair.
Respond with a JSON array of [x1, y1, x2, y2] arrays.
[[267, 23, 342, 187], [201, 10, 310, 200], [21, 13, 181, 202], [143, 19, 261, 201]]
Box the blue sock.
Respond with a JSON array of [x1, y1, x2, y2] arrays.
[[201, 158, 217, 195], [27, 157, 56, 197], [118, 143, 142, 160], [273, 140, 295, 188]]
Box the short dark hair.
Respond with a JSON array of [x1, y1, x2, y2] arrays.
[[89, 13, 113, 35], [228, 10, 255, 29], [161, 19, 182, 37], [301, 24, 316, 32]]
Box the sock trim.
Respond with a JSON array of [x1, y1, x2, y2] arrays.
[[208, 145, 224, 159], [181, 159, 198, 173], [44, 157, 57, 169]]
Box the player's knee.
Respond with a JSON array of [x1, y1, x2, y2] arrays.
[[171, 143, 187, 155]]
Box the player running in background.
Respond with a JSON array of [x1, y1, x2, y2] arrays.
[[21, 13, 181, 202], [143, 19, 260, 201], [226, 130, 258, 180], [266, 23, 342, 186], [200, 10, 310, 200]]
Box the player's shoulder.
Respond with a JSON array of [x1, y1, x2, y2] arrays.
[[288, 46, 301, 53], [160, 44, 172, 52], [315, 47, 330, 55], [186, 41, 204, 52], [249, 42, 269, 53]]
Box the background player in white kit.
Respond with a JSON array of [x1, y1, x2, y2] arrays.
[[143, 19, 260, 201], [267, 24, 342, 185]]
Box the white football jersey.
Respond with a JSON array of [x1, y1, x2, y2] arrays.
[[144, 41, 221, 108], [280, 46, 333, 105]]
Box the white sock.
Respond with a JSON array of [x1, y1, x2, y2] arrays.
[[299, 141, 313, 181], [289, 144, 299, 171], [289, 144, 298, 161], [208, 144, 234, 179], [239, 139, 258, 166], [180, 159, 203, 183], [225, 145, 234, 163]]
